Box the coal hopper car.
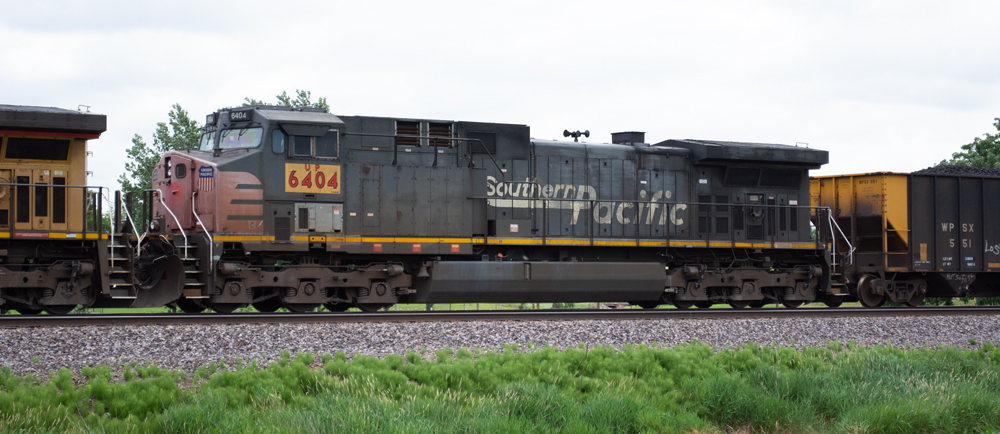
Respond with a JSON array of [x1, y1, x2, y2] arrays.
[[812, 170, 1000, 306]]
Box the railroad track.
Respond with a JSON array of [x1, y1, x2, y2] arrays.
[[2, 306, 1000, 327]]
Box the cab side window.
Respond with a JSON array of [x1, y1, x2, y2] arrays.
[[271, 129, 285, 153], [316, 130, 338, 159], [286, 130, 339, 159]]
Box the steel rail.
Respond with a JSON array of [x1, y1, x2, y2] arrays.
[[1, 306, 999, 328]]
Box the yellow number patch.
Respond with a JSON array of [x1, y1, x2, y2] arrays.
[[285, 163, 341, 194]]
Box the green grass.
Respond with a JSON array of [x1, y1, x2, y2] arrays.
[[1, 343, 999, 433]]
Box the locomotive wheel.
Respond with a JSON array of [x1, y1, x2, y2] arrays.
[[694, 301, 714, 309], [252, 297, 282, 313], [857, 275, 885, 308], [42, 305, 77, 315], [324, 302, 351, 312], [355, 303, 391, 313], [210, 303, 246, 313], [284, 303, 320, 313], [782, 300, 804, 308], [672, 300, 694, 309], [176, 298, 206, 313], [907, 291, 926, 307], [822, 298, 844, 308], [749, 300, 768, 308], [728, 301, 749, 309], [14, 307, 42, 315]]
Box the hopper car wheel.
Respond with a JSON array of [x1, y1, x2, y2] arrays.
[[907, 291, 926, 307], [857, 275, 885, 308], [749, 300, 768, 308], [252, 297, 281, 313], [823, 298, 844, 308], [324, 302, 351, 312], [694, 301, 714, 309], [634, 301, 661, 309], [177, 298, 206, 313], [14, 307, 42, 315], [728, 301, 749, 309], [210, 303, 246, 314], [43, 305, 77, 315], [355, 303, 391, 313], [782, 300, 804, 308], [284, 303, 320, 313]]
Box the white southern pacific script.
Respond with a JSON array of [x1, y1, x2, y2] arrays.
[[486, 176, 687, 226]]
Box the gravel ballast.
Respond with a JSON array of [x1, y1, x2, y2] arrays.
[[1, 316, 998, 378]]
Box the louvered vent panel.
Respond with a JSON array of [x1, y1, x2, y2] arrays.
[[395, 121, 420, 147]]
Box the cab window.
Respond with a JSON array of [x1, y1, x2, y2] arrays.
[[288, 129, 339, 159], [272, 129, 285, 153], [219, 128, 263, 149], [199, 132, 216, 151]]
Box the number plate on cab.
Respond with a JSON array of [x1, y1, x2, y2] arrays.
[[285, 163, 341, 194]]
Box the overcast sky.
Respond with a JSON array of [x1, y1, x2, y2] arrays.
[[3, 0, 999, 192]]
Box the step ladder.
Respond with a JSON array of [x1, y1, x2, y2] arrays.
[[175, 240, 209, 299], [107, 240, 137, 300]]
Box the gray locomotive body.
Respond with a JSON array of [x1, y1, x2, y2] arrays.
[[145, 105, 834, 312]]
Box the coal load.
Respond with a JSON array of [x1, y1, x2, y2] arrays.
[[912, 165, 1000, 177]]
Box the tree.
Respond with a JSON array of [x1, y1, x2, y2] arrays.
[[118, 104, 201, 226], [940, 118, 1000, 168], [243, 89, 329, 111]]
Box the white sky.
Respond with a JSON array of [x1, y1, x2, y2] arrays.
[[3, 0, 999, 192]]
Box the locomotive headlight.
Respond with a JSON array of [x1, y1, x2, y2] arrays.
[[149, 220, 160, 231]]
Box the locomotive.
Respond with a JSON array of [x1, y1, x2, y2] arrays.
[[8, 102, 991, 315], [0, 105, 110, 314], [138, 105, 834, 312]]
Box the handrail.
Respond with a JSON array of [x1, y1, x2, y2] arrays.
[[191, 191, 214, 272], [119, 197, 145, 258], [150, 189, 189, 259], [826, 208, 855, 265]]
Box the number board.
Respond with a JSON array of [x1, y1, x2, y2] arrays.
[[285, 163, 341, 194]]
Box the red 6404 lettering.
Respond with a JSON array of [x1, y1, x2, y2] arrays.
[[302, 172, 313, 188], [288, 170, 298, 187], [329, 172, 338, 188], [316, 171, 326, 187]]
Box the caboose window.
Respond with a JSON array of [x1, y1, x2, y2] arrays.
[[5, 138, 70, 160], [219, 128, 262, 149]]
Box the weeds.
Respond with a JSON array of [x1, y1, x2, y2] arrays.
[[0, 343, 997, 433]]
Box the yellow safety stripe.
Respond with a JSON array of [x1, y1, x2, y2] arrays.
[[167, 234, 822, 249], [0, 232, 109, 240]]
